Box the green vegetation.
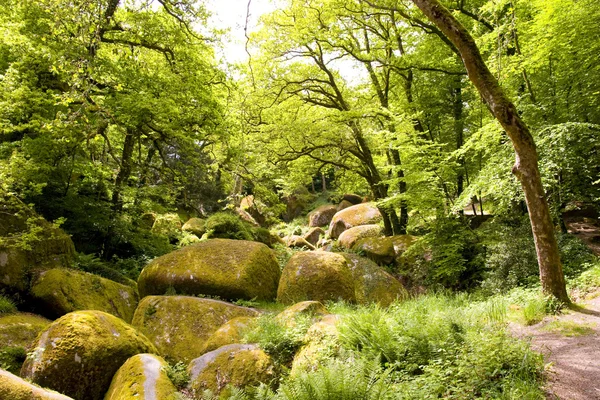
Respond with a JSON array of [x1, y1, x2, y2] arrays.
[[0, 296, 16, 314], [542, 320, 596, 337]]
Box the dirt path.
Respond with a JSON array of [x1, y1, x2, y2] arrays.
[[511, 296, 600, 399]]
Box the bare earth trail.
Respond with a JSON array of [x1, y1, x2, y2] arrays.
[[511, 295, 600, 399]]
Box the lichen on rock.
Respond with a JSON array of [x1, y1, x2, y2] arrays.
[[21, 310, 156, 400], [0, 369, 74, 400], [132, 296, 259, 364], [104, 353, 178, 400], [0, 312, 51, 374], [328, 203, 382, 239], [200, 316, 256, 355], [338, 224, 383, 249]]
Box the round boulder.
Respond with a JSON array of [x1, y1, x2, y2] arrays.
[[338, 224, 383, 249], [352, 235, 416, 266], [341, 253, 407, 306], [303, 227, 325, 246], [277, 252, 356, 304], [21, 310, 156, 400], [308, 205, 337, 227], [137, 239, 280, 301], [132, 296, 259, 364], [328, 203, 382, 239], [181, 218, 206, 237], [0, 369, 73, 400], [187, 344, 276, 396], [0, 313, 51, 375], [104, 354, 178, 400], [30, 268, 138, 322]]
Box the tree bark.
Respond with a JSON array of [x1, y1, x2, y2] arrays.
[[411, 0, 569, 303], [112, 127, 136, 212]]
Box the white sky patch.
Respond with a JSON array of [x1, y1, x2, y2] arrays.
[[206, 0, 366, 85]]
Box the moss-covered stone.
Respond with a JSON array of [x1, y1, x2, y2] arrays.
[[151, 214, 182, 238], [181, 218, 206, 237], [104, 353, 178, 400], [0, 369, 74, 400], [352, 235, 417, 266], [303, 227, 324, 246], [275, 301, 328, 327], [291, 314, 340, 374], [341, 254, 407, 306], [277, 252, 356, 304], [30, 268, 138, 322], [137, 239, 280, 301], [187, 344, 276, 396], [338, 224, 383, 249], [328, 203, 382, 239], [21, 310, 157, 400], [285, 235, 315, 250], [336, 200, 353, 211], [0, 312, 51, 375], [132, 296, 259, 364], [342, 194, 363, 205], [0, 194, 75, 294], [200, 316, 256, 354], [308, 205, 337, 227]]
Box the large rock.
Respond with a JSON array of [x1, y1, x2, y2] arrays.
[[285, 235, 315, 250], [352, 235, 416, 266], [132, 296, 259, 364], [0, 313, 51, 374], [308, 205, 337, 227], [338, 224, 383, 249], [277, 252, 356, 304], [303, 227, 325, 246], [341, 254, 407, 306], [21, 310, 156, 400], [328, 203, 382, 239], [137, 239, 280, 301], [200, 316, 256, 354], [181, 217, 206, 237], [0, 194, 75, 294], [30, 268, 138, 322], [240, 195, 266, 226], [187, 344, 276, 396], [342, 194, 363, 205], [337, 200, 353, 211], [0, 369, 74, 400], [104, 354, 178, 400]]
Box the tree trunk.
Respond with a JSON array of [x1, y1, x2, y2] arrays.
[[411, 0, 569, 303], [112, 127, 136, 212]]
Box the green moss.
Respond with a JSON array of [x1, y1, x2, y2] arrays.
[[0, 369, 74, 400], [30, 268, 139, 322], [341, 254, 407, 306], [0, 312, 51, 374], [181, 217, 206, 237], [187, 344, 276, 396], [21, 310, 157, 400], [137, 239, 280, 301], [0, 346, 27, 374], [277, 252, 356, 305], [275, 301, 329, 327], [104, 353, 179, 400], [352, 237, 395, 265], [338, 225, 383, 249], [131, 296, 259, 364], [205, 212, 253, 241], [151, 214, 182, 239], [201, 316, 256, 354]]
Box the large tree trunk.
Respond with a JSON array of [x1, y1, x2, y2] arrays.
[[411, 0, 569, 303]]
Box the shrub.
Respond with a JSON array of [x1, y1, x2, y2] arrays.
[[0, 295, 17, 314], [163, 361, 190, 389], [205, 212, 254, 241], [73, 253, 134, 285], [0, 346, 27, 374]]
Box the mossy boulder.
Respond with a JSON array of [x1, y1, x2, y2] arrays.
[[277, 252, 356, 304], [132, 296, 259, 364], [341, 253, 407, 306], [151, 214, 182, 239], [338, 224, 383, 249], [0, 313, 51, 374], [291, 314, 341, 374], [181, 218, 206, 237], [104, 353, 178, 400], [352, 235, 416, 266], [308, 205, 337, 227], [187, 344, 276, 397], [303, 227, 324, 246], [21, 310, 157, 400], [285, 235, 315, 250], [328, 203, 382, 239], [342, 194, 363, 205], [200, 316, 256, 354], [275, 301, 328, 327], [337, 200, 353, 211], [0, 194, 75, 294], [0, 369, 74, 400], [137, 239, 280, 301], [30, 268, 138, 322]]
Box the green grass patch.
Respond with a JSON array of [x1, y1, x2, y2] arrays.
[[542, 320, 596, 337], [0, 295, 17, 314]]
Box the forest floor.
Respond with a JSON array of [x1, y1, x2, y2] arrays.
[[511, 294, 600, 399]]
